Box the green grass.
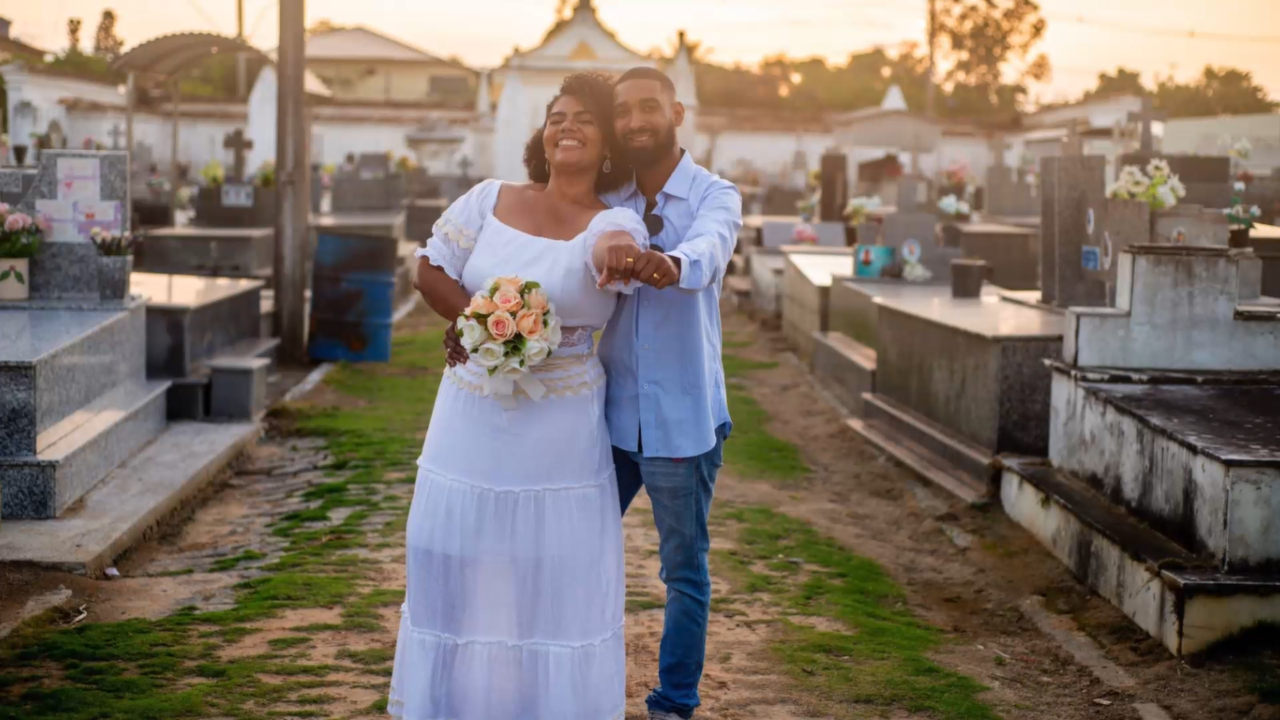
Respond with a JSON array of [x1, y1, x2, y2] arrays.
[[721, 353, 809, 482], [714, 506, 999, 720], [0, 324, 449, 720]]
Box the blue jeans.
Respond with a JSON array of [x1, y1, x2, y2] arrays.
[[614, 423, 728, 719]]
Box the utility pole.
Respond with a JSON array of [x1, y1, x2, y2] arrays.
[[925, 0, 937, 119], [235, 0, 247, 99], [275, 0, 310, 362]]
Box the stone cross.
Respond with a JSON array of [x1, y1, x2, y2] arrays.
[[990, 134, 1009, 168], [223, 129, 254, 182], [457, 154, 472, 179], [108, 124, 125, 150], [1127, 96, 1167, 154], [1062, 121, 1084, 157]]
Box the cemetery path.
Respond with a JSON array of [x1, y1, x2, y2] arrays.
[[0, 305, 1274, 720]]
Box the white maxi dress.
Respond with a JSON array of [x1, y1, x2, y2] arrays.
[[389, 179, 646, 720]]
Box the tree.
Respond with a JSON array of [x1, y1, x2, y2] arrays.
[[1155, 66, 1277, 118], [1086, 67, 1146, 98], [93, 10, 124, 61], [935, 0, 1050, 117], [67, 18, 83, 54], [306, 19, 344, 36]]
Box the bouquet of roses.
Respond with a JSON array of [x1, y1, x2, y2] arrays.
[[455, 276, 563, 404]]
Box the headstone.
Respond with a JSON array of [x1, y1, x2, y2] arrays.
[[986, 134, 1038, 218], [1040, 155, 1108, 308], [108, 125, 125, 151], [759, 220, 844, 251], [7, 150, 130, 301], [880, 177, 959, 280], [957, 223, 1039, 290], [1127, 96, 1168, 155], [223, 129, 254, 182], [1151, 204, 1230, 246], [819, 152, 848, 223], [331, 154, 406, 213]]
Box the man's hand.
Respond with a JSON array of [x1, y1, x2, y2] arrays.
[[443, 322, 469, 367], [634, 250, 680, 290]]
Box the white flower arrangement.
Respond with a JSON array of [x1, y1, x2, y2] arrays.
[[1106, 162, 1186, 210], [936, 194, 971, 218], [843, 195, 882, 225], [1229, 138, 1252, 161], [456, 276, 562, 405]]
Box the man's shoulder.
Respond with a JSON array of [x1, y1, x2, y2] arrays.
[[686, 161, 740, 204]]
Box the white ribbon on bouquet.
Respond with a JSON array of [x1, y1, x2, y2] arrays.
[[481, 369, 547, 410]]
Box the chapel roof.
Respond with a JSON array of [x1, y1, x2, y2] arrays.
[[503, 0, 648, 69], [306, 26, 458, 65]]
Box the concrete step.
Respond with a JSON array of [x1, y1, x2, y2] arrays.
[[1001, 457, 1280, 656], [3, 380, 170, 520], [1049, 368, 1280, 570], [861, 392, 994, 486], [848, 415, 990, 506], [0, 421, 260, 575], [810, 331, 876, 416], [1, 303, 146, 457]]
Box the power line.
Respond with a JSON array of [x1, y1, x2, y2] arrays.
[[183, 0, 224, 34]]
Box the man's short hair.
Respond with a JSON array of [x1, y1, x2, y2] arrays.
[[616, 67, 676, 96]]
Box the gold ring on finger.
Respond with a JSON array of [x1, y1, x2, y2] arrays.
[[625, 257, 635, 263], [653, 273, 660, 280]]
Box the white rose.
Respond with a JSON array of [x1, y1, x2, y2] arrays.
[[1155, 185, 1177, 209], [456, 317, 485, 350], [1251, 205, 1262, 218], [957, 200, 971, 216], [524, 337, 551, 365], [498, 354, 524, 376], [1168, 176, 1187, 199], [1234, 181, 1247, 193], [1146, 159, 1171, 179], [543, 315, 563, 349], [471, 342, 506, 370]]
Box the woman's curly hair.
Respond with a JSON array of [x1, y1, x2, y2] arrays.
[[523, 72, 632, 193]]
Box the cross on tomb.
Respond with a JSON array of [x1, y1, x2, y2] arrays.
[[1127, 96, 1167, 154], [457, 154, 472, 179], [1062, 121, 1084, 157], [108, 124, 125, 150], [223, 129, 254, 182], [990, 134, 1009, 168]]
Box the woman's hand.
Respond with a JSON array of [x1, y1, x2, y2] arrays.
[[594, 230, 641, 288]]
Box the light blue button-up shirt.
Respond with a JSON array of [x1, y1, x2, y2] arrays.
[[599, 151, 743, 459]]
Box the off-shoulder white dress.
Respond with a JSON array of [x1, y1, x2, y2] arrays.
[[389, 179, 647, 720]]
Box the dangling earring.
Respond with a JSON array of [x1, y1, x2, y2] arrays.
[[545, 160, 550, 176], [603, 155, 612, 174]]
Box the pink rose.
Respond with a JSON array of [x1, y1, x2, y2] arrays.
[[492, 287, 523, 314], [515, 309, 544, 339], [487, 311, 517, 342], [0, 203, 9, 214], [525, 288, 550, 314], [4, 215, 22, 233], [466, 293, 498, 316], [493, 276, 523, 293]]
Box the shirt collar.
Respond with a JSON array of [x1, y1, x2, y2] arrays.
[[619, 149, 697, 204]]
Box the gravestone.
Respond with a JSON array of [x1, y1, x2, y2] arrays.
[[819, 152, 848, 223], [1040, 155, 1108, 308], [331, 154, 406, 213], [985, 135, 1038, 218], [108, 125, 125, 151], [880, 177, 958, 281], [7, 150, 131, 301], [957, 223, 1039, 290], [1128, 95, 1167, 155], [193, 129, 275, 228]]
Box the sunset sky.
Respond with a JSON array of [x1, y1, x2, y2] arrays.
[[7, 0, 1280, 105]]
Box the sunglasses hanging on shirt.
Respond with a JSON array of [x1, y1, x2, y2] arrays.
[[643, 213, 665, 252]]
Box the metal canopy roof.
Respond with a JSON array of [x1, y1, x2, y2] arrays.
[[113, 33, 267, 78]]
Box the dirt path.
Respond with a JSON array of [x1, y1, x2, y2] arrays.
[[2, 305, 1275, 720]]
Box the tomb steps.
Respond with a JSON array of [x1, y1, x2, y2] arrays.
[[1001, 457, 1280, 656], [2, 379, 170, 520], [0, 421, 260, 575], [810, 331, 876, 416], [850, 393, 993, 506]]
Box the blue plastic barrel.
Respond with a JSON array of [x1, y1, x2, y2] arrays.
[[309, 231, 398, 362]]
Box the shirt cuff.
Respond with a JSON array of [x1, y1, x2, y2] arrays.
[[666, 249, 698, 291]]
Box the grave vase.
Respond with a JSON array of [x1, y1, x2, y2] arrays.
[[940, 221, 964, 248], [98, 255, 133, 301], [0, 257, 31, 301], [1229, 227, 1251, 249], [12, 145, 27, 166], [844, 224, 858, 247]]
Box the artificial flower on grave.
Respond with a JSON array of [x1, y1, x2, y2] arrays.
[[936, 194, 971, 219], [254, 160, 276, 188], [1229, 138, 1252, 161], [1106, 164, 1185, 211], [395, 155, 418, 173], [843, 196, 883, 226], [796, 191, 819, 221], [1225, 183, 1262, 231], [175, 186, 194, 210], [1237, 169, 1255, 186], [321, 163, 337, 188], [790, 223, 819, 244], [0, 205, 46, 258], [89, 227, 136, 256], [201, 159, 226, 187], [806, 168, 822, 190]]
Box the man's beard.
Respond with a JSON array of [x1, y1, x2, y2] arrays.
[[622, 124, 678, 169]]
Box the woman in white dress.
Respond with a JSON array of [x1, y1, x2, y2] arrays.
[[389, 73, 653, 719]]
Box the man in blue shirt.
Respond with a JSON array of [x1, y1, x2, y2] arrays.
[[600, 66, 742, 720]]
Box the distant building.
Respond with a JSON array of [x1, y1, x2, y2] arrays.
[[306, 26, 475, 107]]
